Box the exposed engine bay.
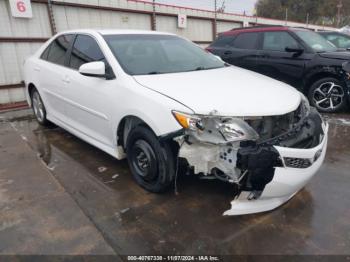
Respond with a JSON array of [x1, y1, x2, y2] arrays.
[[174, 98, 326, 210]]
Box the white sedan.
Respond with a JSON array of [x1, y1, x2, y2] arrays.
[[23, 29, 328, 215]]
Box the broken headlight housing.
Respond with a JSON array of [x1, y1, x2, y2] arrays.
[[172, 111, 259, 144], [300, 93, 311, 117]]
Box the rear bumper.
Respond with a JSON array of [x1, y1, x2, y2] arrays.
[[224, 123, 328, 216]]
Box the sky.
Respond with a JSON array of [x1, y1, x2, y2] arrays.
[[148, 0, 257, 15]]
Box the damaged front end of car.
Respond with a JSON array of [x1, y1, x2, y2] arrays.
[[171, 95, 328, 215]]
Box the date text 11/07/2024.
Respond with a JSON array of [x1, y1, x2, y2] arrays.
[[127, 255, 221, 261]]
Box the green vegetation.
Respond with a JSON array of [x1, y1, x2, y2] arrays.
[[255, 0, 350, 27]]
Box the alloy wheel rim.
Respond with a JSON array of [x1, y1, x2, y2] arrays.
[[313, 82, 344, 111], [32, 93, 44, 122]]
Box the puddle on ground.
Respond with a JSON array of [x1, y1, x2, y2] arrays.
[[1, 109, 350, 255]]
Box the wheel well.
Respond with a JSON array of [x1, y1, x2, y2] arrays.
[[304, 72, 342, 94], [117, 115, 180, 158], [28, 83, 37, 99], [116, 116, 154, 149]]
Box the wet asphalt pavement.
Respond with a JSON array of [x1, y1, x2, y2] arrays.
[[0, 109, 350, 255]]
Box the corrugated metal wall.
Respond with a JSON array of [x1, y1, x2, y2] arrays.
[[0, 0, 337, 105], [0, 1, 51, 37], [217, 21, 242, 33], [157, 16, 213, 41], [0, 1, 51, 104], [53, 5, 151, 31]]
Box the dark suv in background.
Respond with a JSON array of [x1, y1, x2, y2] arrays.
[[207, 26, 350, 113]]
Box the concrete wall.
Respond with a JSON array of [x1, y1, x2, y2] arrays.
[[0, 0, 337, 105]]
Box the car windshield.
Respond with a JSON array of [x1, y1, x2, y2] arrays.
[[323, 33, 350, 49], [294, 30, 337, 53], [103, 34, 225, 75]]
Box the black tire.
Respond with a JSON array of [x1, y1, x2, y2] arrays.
[[308, 77, 347, 113], [31, 89, 51, 126], [126, 126, 176, 193]]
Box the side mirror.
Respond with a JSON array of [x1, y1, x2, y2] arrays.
[[214, 55, 224, 62], [285, 47, 304, 56], [79, 61, 106, 78], [342, 61, 350, 72]]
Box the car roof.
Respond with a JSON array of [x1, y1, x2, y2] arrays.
[[220, 26, 309, 36], [57, 29, 175, 36], [318, 31, 348, 35]]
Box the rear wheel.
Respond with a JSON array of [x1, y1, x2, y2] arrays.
[[126, 126, 175, 193], [308, 77, 347, 113], [31, 89, 50, 126]]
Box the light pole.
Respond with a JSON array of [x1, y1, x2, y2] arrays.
[[214, 0, 217, 29], [337, 0, 343, 28], [152, 0, 156, 31], [214, 0, 217, 37]]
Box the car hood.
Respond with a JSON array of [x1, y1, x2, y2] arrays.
[[318, 51, 350, 60], [133, 66, 301, 117]]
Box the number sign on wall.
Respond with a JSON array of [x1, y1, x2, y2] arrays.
[[9, 0, 33, 18], [178, 14, 187, 29]]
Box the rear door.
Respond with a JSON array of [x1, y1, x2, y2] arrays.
[[220, 32, 260, 72], [255, 31, 311, 88], [38, 34, 74, 121]]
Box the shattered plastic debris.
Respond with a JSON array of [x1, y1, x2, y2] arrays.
[[104, 180, 114, 184], [37, 153, 56, 171], [98, 166, 107, 173], [120, 207, 130, 214], [46, 164, 56, 171], [338, 118, 350, 126], [9, 122, 18, 131], [325, 117, 350, 127], [20, 134, 27, 141], [112, 174, 119, 179]]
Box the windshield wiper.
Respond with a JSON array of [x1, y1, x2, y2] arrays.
[[195, 66, 206, 71], [147, 71, 162, 75]]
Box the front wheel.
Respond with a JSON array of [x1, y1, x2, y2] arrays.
[[126, 126, 176, 193], [308, 77, 347, 113]]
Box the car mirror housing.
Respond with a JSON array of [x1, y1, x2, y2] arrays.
[[79, 61, 106, 78], [285, 47, 304, 56]]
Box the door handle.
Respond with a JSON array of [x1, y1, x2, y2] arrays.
[[34, 66, 40, 72], [62, 76, 70, 84], [260, 53, 271, 58], [224, 51, 232, 55]]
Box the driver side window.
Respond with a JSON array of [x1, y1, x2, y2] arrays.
[[69, 34, 106, 70], [263, 31, 299, 52]]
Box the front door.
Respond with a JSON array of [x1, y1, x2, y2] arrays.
[[255, 31, 311, 88], [62, 34, 115, 147]]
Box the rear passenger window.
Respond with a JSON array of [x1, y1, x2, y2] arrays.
[[233, 33, 259, 49], [69, 35, 106, 70], [212, 35, 236, 47], [46, 35, 73, 66], [263, 31, 299, 51]]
